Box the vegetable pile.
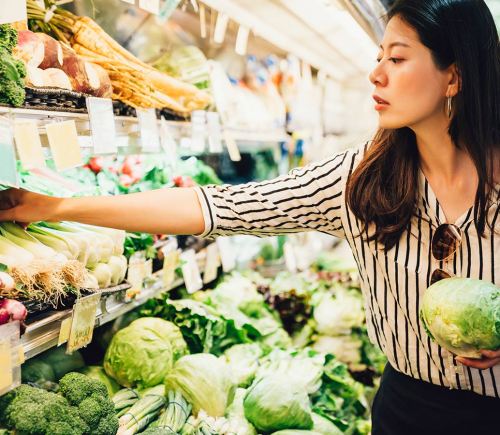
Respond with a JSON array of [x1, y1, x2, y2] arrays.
[[26, 0, 211, 113], [0, 24, 26, 107]]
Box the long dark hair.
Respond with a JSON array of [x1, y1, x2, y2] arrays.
[[346, 0, 500, 249]]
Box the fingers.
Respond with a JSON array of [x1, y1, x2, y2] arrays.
[[481, 349, 500, 359], [456, 356, 500, 370], [0, 207, 18, 222]]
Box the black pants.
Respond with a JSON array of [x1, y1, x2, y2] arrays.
[[372, 364, 500, 435]]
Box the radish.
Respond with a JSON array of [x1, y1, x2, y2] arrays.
[[13, 30, 45, 68], [0, 299, 27, 322], [36, 33, 64, 69]]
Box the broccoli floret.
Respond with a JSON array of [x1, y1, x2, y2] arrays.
[[0, 385, 87, 435], [59, 372, 108, 405], [60, 373, 118, 434], [51, 421, 85, 435]]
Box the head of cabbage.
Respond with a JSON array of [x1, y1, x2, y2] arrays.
[[244, 374, 313, 432], [104, 317, 187, 388], [420, 278, 500, 358], [164, 353, 235, 417]]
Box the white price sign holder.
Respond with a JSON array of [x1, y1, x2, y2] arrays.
[[0, 321, 22, 396], [191, 110, 206, 153], [181, 249, 203, 294], [207, 112, 223, 153], [223, 129, 241, 162], [203, 242, 221, 284], [137, 108, 161, 152], [14, 120, 46, 169], [160, 118, 178, 170], [66, 293, 101, 353], [161, 238, 180, 288], [216, 237, 236, 272], [283, 242, 297, 273], [86, 97, 117, 154], [0, 1, 27, 25]]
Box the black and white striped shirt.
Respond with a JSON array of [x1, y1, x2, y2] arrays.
[[195, 144, 500, 397]]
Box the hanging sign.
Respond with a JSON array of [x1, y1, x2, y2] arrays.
[[86, 97, 117, 154]]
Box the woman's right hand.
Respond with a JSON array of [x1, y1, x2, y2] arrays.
[[0, 189, 63, 224]]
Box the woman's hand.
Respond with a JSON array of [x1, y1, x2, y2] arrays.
[[456, 350, 500, 369], [0, 189, 62, 223]]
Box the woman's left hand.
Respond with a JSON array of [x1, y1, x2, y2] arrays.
[[456, 350, 500, 369]]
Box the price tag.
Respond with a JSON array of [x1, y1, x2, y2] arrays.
[[0, 118, 18, 187], [139, 0, 160, 15], [0, 322, 22, 395], [203, 242, 220, 283], [181, 249, 203, 294], [0, 0, 27, 25], [46, 120, 83, 171], [216, 237, 236, 272], [14, 121, 46, 168], [191, 110, 206, 153], [223, 130, 241, 162], [160, 118, 178, 169], [86, 97, 117, 154], [58, 317, 72, 346], [207, 112, 223, 153], [137, 108, 160, 152], [128, 261, 147, 294], [67, 293, 100, 353], [163, 248, 180, 288], [284, 242, 297, 273]]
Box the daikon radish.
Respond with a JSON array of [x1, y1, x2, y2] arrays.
[[42, 68, 72, 90], [87, 62, 112, 98], [13, 30, 44, 68], [25, 65, 45, 87], [61, 46, 90, 93], [36, 33, 63, 69]]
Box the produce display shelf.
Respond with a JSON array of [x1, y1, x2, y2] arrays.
[[21, 275, 183, 361], [0, 106, 287, 146]]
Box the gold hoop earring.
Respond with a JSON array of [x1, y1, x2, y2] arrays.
[[447, 96, 453, 118]]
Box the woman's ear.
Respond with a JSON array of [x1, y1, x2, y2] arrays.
[[446, 63, 461, 97]]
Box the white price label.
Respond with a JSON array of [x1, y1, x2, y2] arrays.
[[0, 321, 21, 396], [223, 130, 241, 162], [46, 120, 83, 171], [191, 110, 206, 153], [86, 97, 117, 154], [216, 237, 236, 272], [67, 293, 100, 353], [207, 112, 223, 153], [161, 239, 180, 288], [181, 249, 203, 294], [283, 242, 297, 273], [137, 108, 161, 152], [139, 0, 160, 14], [160, 118, 178, 168], [0, 0, 27, 25], [203, 242, 220, 283], [14, 120, 46, 168]]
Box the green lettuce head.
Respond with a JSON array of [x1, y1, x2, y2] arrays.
[[104, 317, 187, 388], [244, 374, 313, 432], [420, 278, 500, 358]]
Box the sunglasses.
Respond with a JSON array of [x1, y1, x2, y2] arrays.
[[430, 223, 462, 285]]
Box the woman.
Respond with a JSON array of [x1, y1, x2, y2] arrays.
[[1, 0, 499, 433]]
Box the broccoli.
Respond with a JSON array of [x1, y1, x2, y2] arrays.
[[0, 384, 88, 435], [59, 372, 119, 435], [0, 25, 26, 107]]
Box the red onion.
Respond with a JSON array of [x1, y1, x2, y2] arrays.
[[0, 299, 27, 322]]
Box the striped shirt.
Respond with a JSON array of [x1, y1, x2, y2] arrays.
[[195, 143, 500, 398]]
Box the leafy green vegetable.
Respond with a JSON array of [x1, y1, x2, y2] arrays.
[[164, 353, 235, 417], [243, 374, 313, 432], [0, 25, 25, 107], [222, 344, 262, 387], [124, 232, 157, 260], [420, 277, 500, 358], [104, 318, 186, 388], [311, 413, 343, 435]]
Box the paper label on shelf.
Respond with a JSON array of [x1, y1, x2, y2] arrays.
[[0, 0, 27, 25], [58, 317, 72, 346], [14, 121, 46, 168], [284, 242, 297, 273], [191, 110, 206, 153], [216, 237, 236, 272], [0, 340, 13, 392], [0, 118, 18, 187], [137, 108, 160, 152], [128, 260, 147, 294], [46, 120, 83, 171], [203, 242, 220, 283], [207, 112, 223, 153], [139, 0, 160, 14], [162, 248, 180, 289], [181, 249, 203, 294], [86, 97, 117, 154], [160, 118, 177, 167], [67, 293, 100, 353], [223, 130, 241, 161]]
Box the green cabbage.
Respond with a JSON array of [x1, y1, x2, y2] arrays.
[[164, 353, 235, 417], [311, 413, 343, 435], [223, 344, 262, 387], [243, 374, 313, 432], [420, 278, 500, 358], [104, 318, 187, 388]]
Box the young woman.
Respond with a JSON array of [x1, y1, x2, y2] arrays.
[[0, 0, 499, 433]]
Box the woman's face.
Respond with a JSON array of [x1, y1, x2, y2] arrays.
[[369, 15, 453, 130]]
